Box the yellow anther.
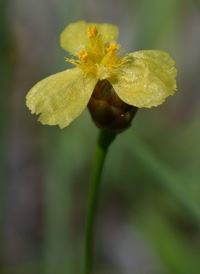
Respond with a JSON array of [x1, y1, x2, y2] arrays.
[[107, 43, 117, 56], [87, 26, 98, 38], [78, 50, 88, 62]]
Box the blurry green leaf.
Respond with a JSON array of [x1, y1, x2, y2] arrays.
[[0, 0, 14, 270], [133, 207, 200, 273], [192, 0, 200, 10], [1, 261, 74, 274], [43, 114, 96, 272], [121, 131, 200, 226], [135, 0, 183, 51]]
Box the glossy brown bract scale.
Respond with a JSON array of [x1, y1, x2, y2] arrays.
[[88, 80, 138, 133]]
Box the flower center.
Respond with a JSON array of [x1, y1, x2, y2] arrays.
[[66, 25, 125, 78]]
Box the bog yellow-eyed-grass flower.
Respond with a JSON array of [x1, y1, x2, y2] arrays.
[[26, 21, 177, 129]]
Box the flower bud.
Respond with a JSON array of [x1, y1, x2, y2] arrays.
[[88, 80, 138, 133]]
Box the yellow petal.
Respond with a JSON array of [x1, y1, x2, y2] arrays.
[[26, 67, 98, 128], [60, 20, 119, 55], [109, 50, 177, 108], [95, 22, 119, 43]]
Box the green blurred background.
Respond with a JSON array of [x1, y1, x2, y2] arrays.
[[1, 0, 200, 273]]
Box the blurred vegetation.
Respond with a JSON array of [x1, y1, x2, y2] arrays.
[[0, 0, 14, 270], [1, 0, 200, 273]]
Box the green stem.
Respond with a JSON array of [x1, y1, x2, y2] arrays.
[[83, 130, 116, 274]]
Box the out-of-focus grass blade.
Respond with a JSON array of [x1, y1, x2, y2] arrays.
[[0, 0, 14, 269], [0, 2, 13, 186], [133, 207, 200, 273], [121, 131, 200, 226], [135, 0, 183, 51], [192, 0, 200, 10], [1, 261, 74, 274], [43, 115, 96, 273]]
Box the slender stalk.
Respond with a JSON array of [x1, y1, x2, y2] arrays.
[[83, 130, 116, 274]]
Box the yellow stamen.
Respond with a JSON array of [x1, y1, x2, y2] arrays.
[[107, 43, 117, 56], [87, 26, 98, 38], [78, 50, 88, 62]]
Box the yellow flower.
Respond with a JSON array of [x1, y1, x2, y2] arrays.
[[26, 21, 177, 129]]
